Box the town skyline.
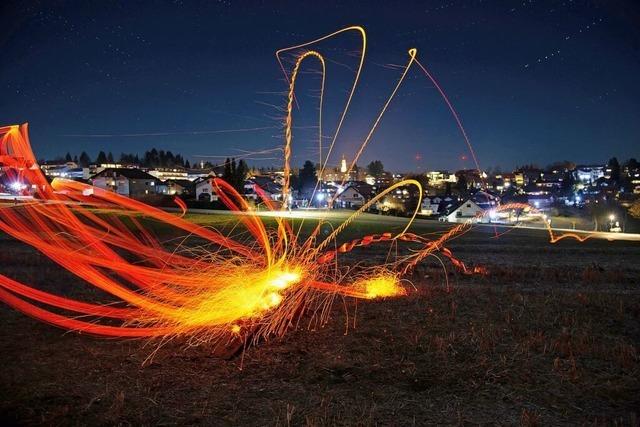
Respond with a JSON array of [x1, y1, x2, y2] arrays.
[[43, 145, 638, 175]]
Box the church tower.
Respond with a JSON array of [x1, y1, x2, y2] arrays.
[[340, 155, 347, 173]]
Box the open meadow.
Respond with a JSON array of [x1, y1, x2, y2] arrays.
[[1, 212, 638, 425]]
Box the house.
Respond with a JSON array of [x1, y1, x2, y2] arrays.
[[470, 190, 500, 209], [166, 179, 195, 197], [426, 170, 457, 187], [335, 182, 375, 208], [455, 169, 487, 189], [196, 175, 283, 203], [147, 167, 189, 182], [420, 196, 440, 215], [245, 176, 283, 201], [40, 162, 87, 180], [91, 168, 158, 197], [364, 171, 395, 189], [573, 165, 604, 184], [418, 195, 456, 216], [519, 168, 543, 186], [445, 199, 485, 223], [194, 177, 219, 202], [535, 178, 563, 192]]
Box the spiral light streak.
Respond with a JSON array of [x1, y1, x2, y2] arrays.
[[0, 27, 597, 349], [282, 50, 325, 207], [276, 26, 366, 180]]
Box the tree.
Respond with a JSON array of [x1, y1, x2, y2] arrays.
[[455, 174, 468, 194], [404, 174, 428, 213], [230, 158, 237, 183], [607, 157, 620, 183], [95, 151, 108, 165], [367, 160, 384, 178], [119, 152, 139, 164], [406, 173, 429, 191], [624, 158, 639, 170], [79, 152, 91, 167], [223, 157, 232, 180], [547, 160, 575, 172], [64, 152, 72, 162], [221, 158, 247, 193], [145, 149, 159, 167], [185, 159, 191, 169], [560, 169, 575, 196], [107, 152, 114, 163], [235, 159, 248, 192], [298, 160, 318, 198]]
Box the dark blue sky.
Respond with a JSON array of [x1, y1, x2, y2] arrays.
[[1, 0, 638, 172]]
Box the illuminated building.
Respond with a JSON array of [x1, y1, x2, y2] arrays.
[[426, 170, 457, 187], [319, 156, 365, 183], [194, 176, 219, 202], [244, 176, 283, 201], [514, 171, 524, 186], [444, 199, 484, 223], [573, 165, 605, 184], [370, 171, 395, 188], [147, 167, 189, 182], [335, 182, 375, 208], [164, 179, 195, 196], [91, 168, 157, 197], [514, 168, 542, 186], [41, 161, 87, 179], [455, 169, 487, 189]]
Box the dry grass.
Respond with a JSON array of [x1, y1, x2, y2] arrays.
[[0, 224, 639, 425]]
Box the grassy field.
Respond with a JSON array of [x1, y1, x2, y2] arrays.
[[0, 211, 638, 425]]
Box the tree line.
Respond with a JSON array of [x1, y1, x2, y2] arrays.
[[54, 149, 192, 169]]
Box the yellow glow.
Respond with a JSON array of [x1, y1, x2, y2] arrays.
[[146, 267, 303, 330], [265, 292, 282, 308], [270, 271, 301, 290], [359, 276, 405, 299]]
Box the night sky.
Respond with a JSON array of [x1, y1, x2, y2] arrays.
[[1, 0, 638, 172]]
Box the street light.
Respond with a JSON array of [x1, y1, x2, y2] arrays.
[[609, 214, 615, 222]]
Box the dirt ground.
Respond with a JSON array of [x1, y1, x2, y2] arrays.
[[0, 222, 639, 426]]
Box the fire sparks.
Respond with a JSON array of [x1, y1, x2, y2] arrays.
[[0, 26, 596, 349], [0, 121, 426, 344], [358, 276, 406, 299]]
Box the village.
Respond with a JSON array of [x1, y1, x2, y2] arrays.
[[3, 151, 638, 233]]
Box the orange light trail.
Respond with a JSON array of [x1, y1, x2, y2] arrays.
[[0, 27, 601, 348]]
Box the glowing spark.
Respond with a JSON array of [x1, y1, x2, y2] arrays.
[[358, 276, 406, 299]]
